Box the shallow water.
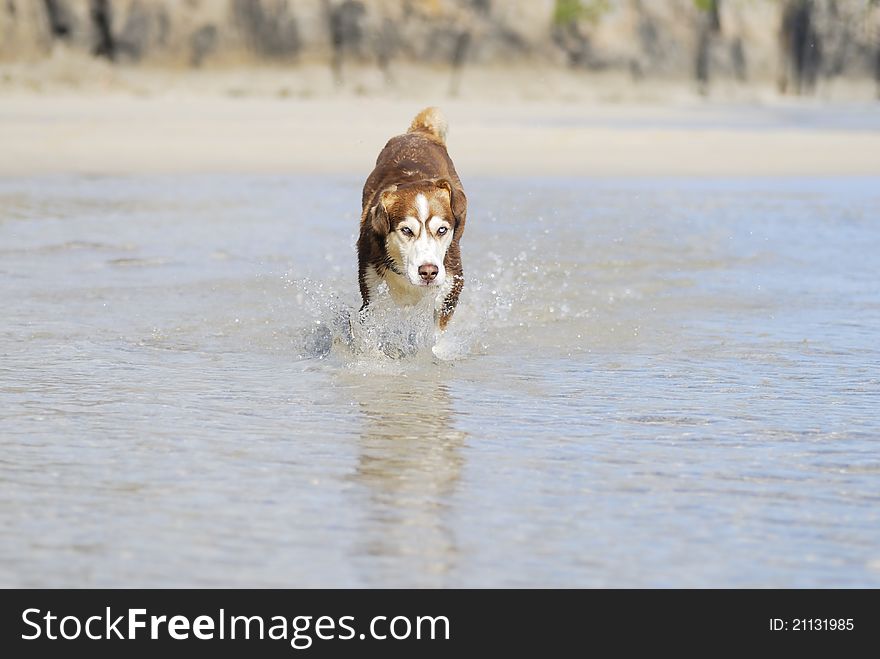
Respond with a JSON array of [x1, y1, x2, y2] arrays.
[[1, 174, 879, 587]]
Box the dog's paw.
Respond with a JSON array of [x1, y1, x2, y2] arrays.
[[431, 336, 458, 361]]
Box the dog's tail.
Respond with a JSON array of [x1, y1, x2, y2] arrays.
[[408, 107, 448, 145]]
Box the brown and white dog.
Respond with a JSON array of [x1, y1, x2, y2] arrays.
[[357, 107, 467, 330]]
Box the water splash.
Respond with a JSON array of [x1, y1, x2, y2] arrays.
[[281, 250, 527, 366]]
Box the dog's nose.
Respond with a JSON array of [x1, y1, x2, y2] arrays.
[[418, 264, 439, 282]]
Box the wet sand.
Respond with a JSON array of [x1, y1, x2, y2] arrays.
[[2, 90, 879, 177]]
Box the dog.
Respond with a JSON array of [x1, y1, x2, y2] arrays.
[[357, 107, 467, 331]]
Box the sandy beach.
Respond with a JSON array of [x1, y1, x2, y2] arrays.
[[2, 64, 879, 178]]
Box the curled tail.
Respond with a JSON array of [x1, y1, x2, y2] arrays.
[[407, 107, 448, 145]]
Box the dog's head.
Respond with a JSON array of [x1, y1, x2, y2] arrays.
[[369, 179, 466, 288]]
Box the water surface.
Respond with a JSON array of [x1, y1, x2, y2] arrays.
[[1, 174, 878, 587]]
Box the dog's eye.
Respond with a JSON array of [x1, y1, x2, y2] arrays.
[[437, 227, 448, 236], [400, 226, 414, 237]]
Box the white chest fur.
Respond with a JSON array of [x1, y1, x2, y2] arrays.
[[385, 269, 435, 306], [365, 265, 451, 313]]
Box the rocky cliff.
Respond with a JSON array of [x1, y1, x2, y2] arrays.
[[1, 0, 878, 93]]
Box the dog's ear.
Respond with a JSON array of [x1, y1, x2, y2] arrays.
[[434, 179, 467, 237], [370, 186, 397, 235]]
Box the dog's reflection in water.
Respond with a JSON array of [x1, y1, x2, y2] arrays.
[[349, 377, 466, 583]]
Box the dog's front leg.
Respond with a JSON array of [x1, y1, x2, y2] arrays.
[[435, 271, 463, 331], [435, 240, 464, 331]]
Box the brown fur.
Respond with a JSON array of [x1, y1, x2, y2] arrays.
[[357, 107, 467, 330]]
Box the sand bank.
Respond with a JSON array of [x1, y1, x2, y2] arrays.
[[2, 87, 878, 177]]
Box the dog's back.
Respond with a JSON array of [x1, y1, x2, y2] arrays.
[[361, 108, 463, 215]]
